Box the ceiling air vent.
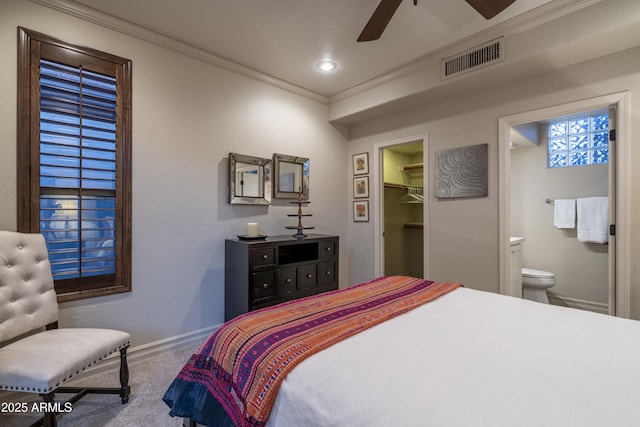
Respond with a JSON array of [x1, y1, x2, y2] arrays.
[[441, 37, 504, 80]]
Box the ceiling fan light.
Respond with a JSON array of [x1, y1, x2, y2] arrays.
[[317, 60, 337, 72]]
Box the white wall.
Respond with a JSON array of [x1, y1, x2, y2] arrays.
[[0, 0, 348, 347], [346, 46, 640, 319]]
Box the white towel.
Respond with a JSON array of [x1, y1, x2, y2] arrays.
[[577, 197, 609, 243], [553, 199, 576, 229]]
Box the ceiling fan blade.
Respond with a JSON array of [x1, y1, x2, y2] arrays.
[[465, 0, 516, 19], [357, 0, 403, 42]]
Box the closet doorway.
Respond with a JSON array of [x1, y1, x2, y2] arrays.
[[498, 92, 630, 318], [375, 138, 426, 278]]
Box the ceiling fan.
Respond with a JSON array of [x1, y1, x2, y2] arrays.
[[357, 0, 517, 42]]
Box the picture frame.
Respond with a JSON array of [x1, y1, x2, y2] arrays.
[[353, 200, 369, 222], [352, 152, 369, 175], [353, 176, 369, 198]]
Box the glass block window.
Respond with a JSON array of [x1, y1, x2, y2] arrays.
[[548, 114, 609, 168], [18, 28, 132, 301]]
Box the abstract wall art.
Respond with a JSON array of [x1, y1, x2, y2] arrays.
[[435, 143, 488, 199]]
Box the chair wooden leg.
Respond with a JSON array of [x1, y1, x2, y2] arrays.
[[41, 392, 57, 427], [119, 346, 131, 404], [26, 347, 130, 427]]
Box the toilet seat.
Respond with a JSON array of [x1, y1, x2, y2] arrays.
[[522, 267, 554, 279]]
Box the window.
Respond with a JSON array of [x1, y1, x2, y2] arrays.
[[17, 28, 132, 301], [547, 113, 609, 168]]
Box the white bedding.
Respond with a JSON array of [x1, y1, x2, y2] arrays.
[[267, 287, 640, 427]]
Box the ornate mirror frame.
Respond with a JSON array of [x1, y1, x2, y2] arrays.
[[273, 153, 309, 199], [228, 153, 272, 205]]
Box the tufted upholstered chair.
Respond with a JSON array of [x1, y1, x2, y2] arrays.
[[0, 231, 131, 427]]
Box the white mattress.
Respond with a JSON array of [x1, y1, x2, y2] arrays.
[[266, 287, 640, 427]]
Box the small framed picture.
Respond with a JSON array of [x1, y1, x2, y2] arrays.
[[352, 152, 369, 175], [353, 200, 369, 222], [353, 176, 369, 198]]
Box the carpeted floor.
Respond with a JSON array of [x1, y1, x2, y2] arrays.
[[0, 343, 197, 427]]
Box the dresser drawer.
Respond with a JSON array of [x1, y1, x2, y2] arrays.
[[225, 235, 339, 321], [319, 239, 336, 259], [278, 267, 297, 295], [252, 271, 276, 301], [317, 261, 336, 285], [298, 264, 317, 290], [251, 247, 275, 267]]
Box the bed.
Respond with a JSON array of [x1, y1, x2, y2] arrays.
[[163, 276, 640, 427]]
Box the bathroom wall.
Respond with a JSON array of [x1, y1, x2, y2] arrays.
[[510, 135, 609, 310]]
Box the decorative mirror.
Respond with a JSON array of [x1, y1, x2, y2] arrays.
[[273, 153, 309, 199], [228, 153, 272, 205]]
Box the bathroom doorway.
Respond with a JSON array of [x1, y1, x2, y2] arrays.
[[499, 92, 630, 317], [373, 136, 427, 279]]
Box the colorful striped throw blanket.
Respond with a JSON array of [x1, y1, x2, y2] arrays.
[[163, 276, 462, 427]]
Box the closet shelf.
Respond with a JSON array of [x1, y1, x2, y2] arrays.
[[402, 163, 423, 170], [403, 223, 424, 229]]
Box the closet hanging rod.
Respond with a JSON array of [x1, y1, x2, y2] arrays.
[[384, 182, 423, 190]]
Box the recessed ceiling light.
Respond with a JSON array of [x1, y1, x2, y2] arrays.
[[317, 60, 337, 72]]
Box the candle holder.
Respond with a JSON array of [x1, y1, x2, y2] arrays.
[[285, 191, 314, 238], [237, 222, 267, 240]]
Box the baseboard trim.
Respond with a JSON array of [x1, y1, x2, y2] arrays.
[[96, 323, 222, 374], [548, 293, 609, 315], [126, 324, 220, 363]]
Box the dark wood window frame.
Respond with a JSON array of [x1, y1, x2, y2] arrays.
[[17, 27, 132, 302]]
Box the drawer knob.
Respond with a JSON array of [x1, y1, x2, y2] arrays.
[[262, 283, 269, 289], [325, 247, 331, 251], [262, 254, 268, 259], [325, 270, 331, 275], [306, 274, 312, 279], [285, 278, 292, 283]]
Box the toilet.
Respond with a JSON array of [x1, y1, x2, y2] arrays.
[[521, 268, 556, 304]]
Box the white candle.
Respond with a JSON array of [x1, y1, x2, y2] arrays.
[[246, 222, 258, 237]]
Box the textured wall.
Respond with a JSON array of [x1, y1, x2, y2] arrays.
[[0, 0, 348, 347]]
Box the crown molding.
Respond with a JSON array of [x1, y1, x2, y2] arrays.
[[31, 0, 602, 107], [30, 0, 330, 105], [328, 0, 603, 103]]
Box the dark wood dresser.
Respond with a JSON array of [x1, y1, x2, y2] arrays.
[[224, 234, 339, 321]]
